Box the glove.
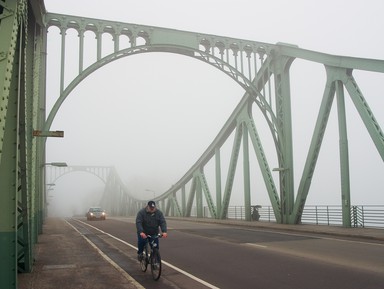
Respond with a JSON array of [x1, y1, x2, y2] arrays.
[[162, 232, 168, 238], [140, 232, 147, 239]]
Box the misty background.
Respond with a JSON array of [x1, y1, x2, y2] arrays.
[[43, 0, 384, 217]]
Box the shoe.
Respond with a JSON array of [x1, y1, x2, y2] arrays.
[[137, 253, 143, 261]]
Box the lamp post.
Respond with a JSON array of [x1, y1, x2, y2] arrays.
[[42, 163, 67, 220], [145, 189, 156, 199], [43, 162, 68, 167], [45, 184, 55, 217]]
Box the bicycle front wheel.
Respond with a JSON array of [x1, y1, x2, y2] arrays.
[[150, 248, 162, 280], [140, 243, 150, 272]]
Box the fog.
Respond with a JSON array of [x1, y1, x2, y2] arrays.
[[43, 0, 384, 217]]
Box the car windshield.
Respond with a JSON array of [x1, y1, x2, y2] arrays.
[[90, 207, 103, 212]]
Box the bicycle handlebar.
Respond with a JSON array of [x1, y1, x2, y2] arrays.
[[146, 233, 163, 239]]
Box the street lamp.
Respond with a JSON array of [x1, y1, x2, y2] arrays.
[[145, 189, 156, 199], [43, 162, 68, 167], [272, 167, 287, 172]]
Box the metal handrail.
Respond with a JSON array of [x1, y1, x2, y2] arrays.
[[196, 205, 384, 228]]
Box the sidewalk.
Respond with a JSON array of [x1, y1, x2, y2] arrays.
[[202, 218, 384, 241], [18, 218, 142, 289]]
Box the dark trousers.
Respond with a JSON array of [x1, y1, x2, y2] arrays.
[[137, 233, 159, 254]]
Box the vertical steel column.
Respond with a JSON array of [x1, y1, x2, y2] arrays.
[[0, 1, 21, 287], [215, 148, 222, 218], [181, 186, 186, 216], [273, 55, 295, 223], [195, 173, 203, 218], [220, 123, 242, 219], [335, 80, 351, 227], [242, 122, 251, 221], [96, 30, 102, 60], [78, 29, 84, 73], [59, 27, 66, 93]]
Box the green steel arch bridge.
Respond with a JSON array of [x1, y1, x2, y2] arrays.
[[1, 0, 384, 287]]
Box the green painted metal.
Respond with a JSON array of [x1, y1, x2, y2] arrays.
[[0, 2, 383, 285], [0, 1, 28, 288], [290, 67, 337, 223], [335, 80, 351, 227], [171, 193, 182, 217], [185, 177, 197, 217], [215, 148, 222, 218], [181, 186, 186, 217], [195, 173, 204, 218], [242, 122, 252, 221], [272, 54, 296, 223], [343, 71, 384, 161], [220, 122, 243, 219], [197, 170, 217, 218]]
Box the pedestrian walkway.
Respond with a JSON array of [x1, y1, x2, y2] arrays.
[[18, 218, 142, 289], [18, 217, 384, 289], [189, 217, 384, 241]]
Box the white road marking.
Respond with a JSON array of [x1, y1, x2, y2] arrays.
[[73, 219, 220, 289], [244, 243, 267, 248]]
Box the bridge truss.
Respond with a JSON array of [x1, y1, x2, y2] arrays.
[[42, 12, 384, 225], [0, 0, 384, 287]]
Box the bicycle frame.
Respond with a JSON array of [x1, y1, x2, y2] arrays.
[[140, 234, 162, 280]]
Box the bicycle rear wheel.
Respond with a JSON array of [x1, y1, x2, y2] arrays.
[[150, 248, 162, 280], [140, 243, 150, 272]]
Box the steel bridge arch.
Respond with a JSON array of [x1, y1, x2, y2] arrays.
[[45, 165, 112, 185], [44, 12, 287, 153], [43, 13, 291, 222], [42, 44, 285, 222], [43, 46, 282, 146], [45, 165, 144, 214], [41, 12, 384, 225]]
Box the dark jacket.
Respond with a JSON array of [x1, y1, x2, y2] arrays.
[[136, 206, 167, 236]]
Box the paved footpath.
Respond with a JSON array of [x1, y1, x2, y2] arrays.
[[18, 218, 142, 289]]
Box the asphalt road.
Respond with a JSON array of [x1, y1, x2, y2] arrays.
[[70, 217, 384, 289]]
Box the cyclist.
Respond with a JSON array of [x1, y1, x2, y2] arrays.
[[136, 200, 168, 261]]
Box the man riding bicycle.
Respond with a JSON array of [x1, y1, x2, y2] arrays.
[[136, 200, 168, 261]]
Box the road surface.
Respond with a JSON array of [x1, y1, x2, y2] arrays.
[[68, 217, 384, 289]]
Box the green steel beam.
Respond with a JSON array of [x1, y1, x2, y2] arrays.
[[215, 148, 222, 218], [197, 170, 217, 218], [290, 67, 337, 224], [343, 71, 384, 161], [242, 107, 282, 223], [185, 176, 197, 217], [0, 1, 23, 288], [242, 122, 251, 221], [195, 174, 204, 218], [335, 80, 351, 227], [220, 123, 243, 219], [272, 54, 295, 223]]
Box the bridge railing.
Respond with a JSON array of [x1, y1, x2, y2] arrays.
[[194, 205, 384, 228]]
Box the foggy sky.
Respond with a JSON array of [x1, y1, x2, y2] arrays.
[[43, 0, 384, 217]]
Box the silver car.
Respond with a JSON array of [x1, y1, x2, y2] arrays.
[[86, 207, 106, 220]]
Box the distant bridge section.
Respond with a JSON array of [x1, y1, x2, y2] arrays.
[[45, 165, 149, 215]]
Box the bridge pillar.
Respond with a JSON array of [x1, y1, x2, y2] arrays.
[[0, 1, 21, 287]]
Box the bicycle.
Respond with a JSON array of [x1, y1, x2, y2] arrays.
[[139, 234, 162, 280]]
